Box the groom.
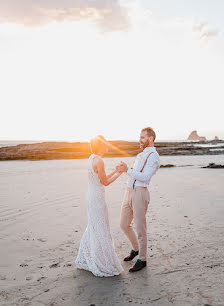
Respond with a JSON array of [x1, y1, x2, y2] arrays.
[[117, 127, 160, 272]]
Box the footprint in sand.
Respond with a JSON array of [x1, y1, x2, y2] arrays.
[[37, 238, 47, 242], [0, 275, 6, 280], [49, 262, 60, 268], [20, 263, 28, 267], [37, 276, 46, 282]]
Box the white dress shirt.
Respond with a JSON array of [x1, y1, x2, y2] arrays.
[[127, 146, 160, 188]]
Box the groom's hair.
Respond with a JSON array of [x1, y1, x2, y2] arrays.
[[141, 127, 156, 141], [90, 135, 107, 154]]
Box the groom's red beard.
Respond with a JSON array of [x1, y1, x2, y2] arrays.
[[140, 139, 149, 150]]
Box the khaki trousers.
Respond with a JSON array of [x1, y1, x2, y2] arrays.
[[120, 187, 150, 261]]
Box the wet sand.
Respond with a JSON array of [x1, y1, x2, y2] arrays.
[[0, 159, 224, 305]]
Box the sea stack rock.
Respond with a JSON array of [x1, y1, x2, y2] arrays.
[[187, 130, 206, 141]]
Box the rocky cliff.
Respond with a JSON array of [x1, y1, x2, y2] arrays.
[[187, 130, 206, 141]]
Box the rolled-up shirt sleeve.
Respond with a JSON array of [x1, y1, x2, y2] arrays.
[[127, 155, 160, 183]]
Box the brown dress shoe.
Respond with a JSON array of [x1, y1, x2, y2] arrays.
[[129, 259, 147, 272], [124, 249, 139, 261]]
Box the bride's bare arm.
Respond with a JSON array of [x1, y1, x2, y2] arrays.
[[96, 158, 122, 186], [106, 169, 118, 180]]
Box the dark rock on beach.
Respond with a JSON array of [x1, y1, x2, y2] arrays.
[[201, 163, 224, 169], [160, 164, 176, 168]]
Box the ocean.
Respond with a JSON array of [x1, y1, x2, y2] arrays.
[[0, 140, 44, 148]]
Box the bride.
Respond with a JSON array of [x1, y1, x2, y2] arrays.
[[75, 135, 124, 277]]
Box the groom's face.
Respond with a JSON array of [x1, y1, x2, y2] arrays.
[[139, 131, 150, 150]]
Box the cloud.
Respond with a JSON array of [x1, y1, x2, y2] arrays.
[[0, 0, 130, 32], [193, 20, 218, 41]]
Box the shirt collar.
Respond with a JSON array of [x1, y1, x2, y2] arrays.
[[143, 146, 156, 153]]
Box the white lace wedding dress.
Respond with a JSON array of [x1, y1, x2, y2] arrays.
[[75, 154, 123, 277]]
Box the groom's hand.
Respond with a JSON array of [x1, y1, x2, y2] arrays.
[[116, 162, 124, 173], [117, 162, 128, 173]]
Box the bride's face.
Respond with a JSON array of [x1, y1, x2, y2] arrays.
[[98, 141, 108, 155], [105, 144, 109, 153], [102, 142, 108, 154]]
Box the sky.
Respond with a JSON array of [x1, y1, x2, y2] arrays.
[[0, 0, 224, 141]]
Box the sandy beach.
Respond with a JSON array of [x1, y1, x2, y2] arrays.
[[0, 157, 224, 305]]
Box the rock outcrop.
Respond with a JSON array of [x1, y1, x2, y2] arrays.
[[187, 130, 206, 141], [202, 163, 224, 169]]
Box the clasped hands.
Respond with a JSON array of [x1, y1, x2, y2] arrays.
[[116, 161, 128, 173]]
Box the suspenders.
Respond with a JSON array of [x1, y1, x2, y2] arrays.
[[132, 152, 154, 189]]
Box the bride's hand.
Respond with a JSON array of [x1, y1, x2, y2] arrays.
[[116, 163, 124, 173], [115, 165, 120, 172]]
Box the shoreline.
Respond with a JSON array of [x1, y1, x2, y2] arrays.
[[0, 140, 224, 161]]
